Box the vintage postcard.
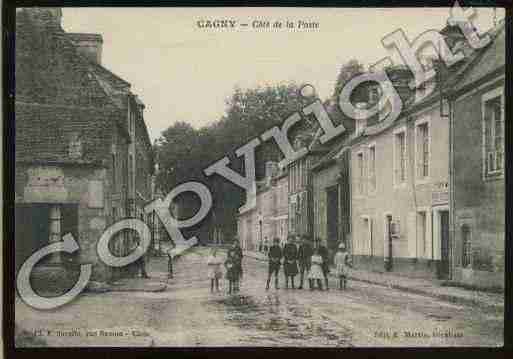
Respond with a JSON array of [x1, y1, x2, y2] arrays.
[[11, 5, 505, 348]]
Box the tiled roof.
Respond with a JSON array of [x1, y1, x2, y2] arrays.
[[15, 9, 131, 165], [452, 22, 505, 92], [318, 20, 505, 164]]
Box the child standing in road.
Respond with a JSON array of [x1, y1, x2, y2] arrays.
[[166, 243, 176, 279], [308, 248, 325, 290], [334, 243, 351, 290], [207, 248, 223, 292], [224, 251, 239, 294]]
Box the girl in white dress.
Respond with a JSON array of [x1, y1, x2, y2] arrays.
[[207, 248, 223, 292], [334, 243, 352, 290], [308, 248, 325, 290]]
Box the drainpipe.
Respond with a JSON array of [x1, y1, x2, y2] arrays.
[[448, 97, 455, 281], [386, 215, 393, 271]]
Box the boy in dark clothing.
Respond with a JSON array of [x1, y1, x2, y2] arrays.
[[297, 235, 313, 289], [266, 238, 282, 290], [227, 240, 243, 292], [317, 240, 330, 290], [283, 236, 299, 289], [225, 251, 239, 294]]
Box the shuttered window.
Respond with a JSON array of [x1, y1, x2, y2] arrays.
[[483, 92, 504, 177]]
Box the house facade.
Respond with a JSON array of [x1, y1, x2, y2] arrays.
[[349, 21, 505, 286], [311, 140, 351, 260], [237, 162, 289, 251], [350, 97, 450, 278], [272, 170, 289, 245], [449, 23, 505, 289], [287, 135, 328, 240], [15, 8, 154, 282]]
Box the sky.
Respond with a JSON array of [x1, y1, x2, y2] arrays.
[[61, 7, 504, 141]]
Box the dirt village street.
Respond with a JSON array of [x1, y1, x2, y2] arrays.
[[15, 247, 503, 347]]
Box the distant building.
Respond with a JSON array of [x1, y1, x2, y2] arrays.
[[237, 162, 288, 252], [272, 169, 289, 246], [311, 137, 351, 261], [287, 135, 328, 240], [15, 8, 154, 282]]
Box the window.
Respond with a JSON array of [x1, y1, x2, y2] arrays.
[[394, 129, 407, 185], [357, 151, 365, 195], [298, 162, 301, 189], [368, 85, 380, 104], [112, 154, 117, 190], [290, 164, 295, 192], [362, 216, 372, 256], [302, 160, 308, 188], [128, 154, 134, 192], [482, 88, 504, 178], [461, 225, 472, 268], [68, 133, 82, 159], [378, 95, 391, 122], [368, 145, 376, 192], [416, 121, 430, 179]]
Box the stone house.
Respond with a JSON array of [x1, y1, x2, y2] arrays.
[[449, 22, 505, 289], [15, 8, 154, 282], [311, 137, 351, 261]]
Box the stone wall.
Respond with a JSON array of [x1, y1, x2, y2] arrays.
[[16, 163, 112, 281], [452, 79, 505, 289]]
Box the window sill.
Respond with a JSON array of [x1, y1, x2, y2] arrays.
[[483, 173, 504, 182], [393, 182, 408, 190]]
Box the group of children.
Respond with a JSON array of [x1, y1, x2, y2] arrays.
[[207, 237, 352, 294], [267, 236, 352, 291], [206, 242, 243, 294]]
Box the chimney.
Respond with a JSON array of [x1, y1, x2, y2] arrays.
[[355, 103, 367, 135], [440, 22, 469, 51], [21, 7, 63, 30], [265, 161, 278, 186], [67, 33, 103, 64]]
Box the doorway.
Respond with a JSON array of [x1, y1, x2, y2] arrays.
[[15, 204, 78, 272], [438, 210, 450, 279], [326, 185, 339, 259], [384, 213, 393, 271]]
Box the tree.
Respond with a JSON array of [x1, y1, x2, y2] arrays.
[[155, 82, 316, 244], [331, 59, 365, 104]]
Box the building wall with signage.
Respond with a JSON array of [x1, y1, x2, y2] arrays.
[[350, 103, 449, 279]]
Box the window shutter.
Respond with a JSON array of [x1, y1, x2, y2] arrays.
[[368, 218, 373, 256], [426, 211, 433, 259], [416, 128, 422, 178]]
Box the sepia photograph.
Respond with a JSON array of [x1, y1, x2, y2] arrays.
[[9, 3, 506, 348]]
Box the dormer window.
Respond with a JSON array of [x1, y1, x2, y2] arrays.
[[69, 133, 82, 159], [293, 137, 303, 150], [368, 86, 380, 104]]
